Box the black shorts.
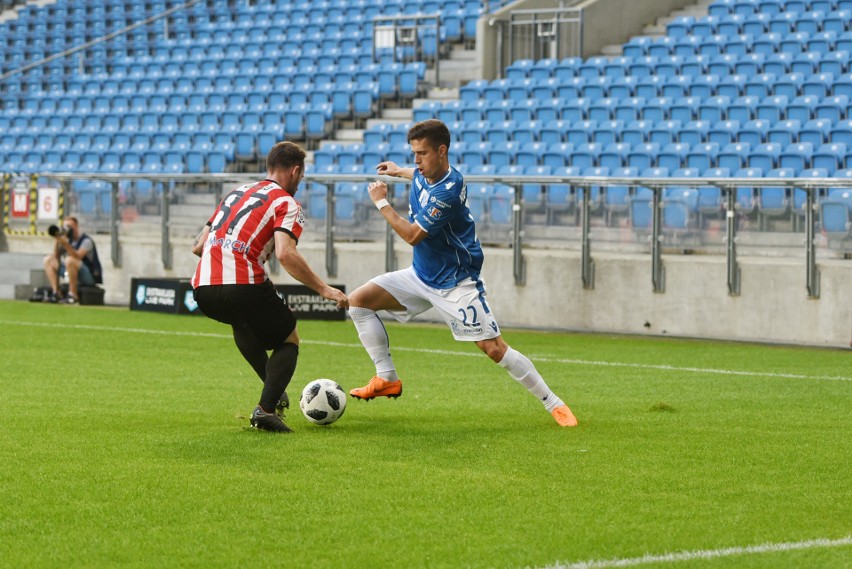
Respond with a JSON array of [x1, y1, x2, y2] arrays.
[[193, 280, 296, 350]]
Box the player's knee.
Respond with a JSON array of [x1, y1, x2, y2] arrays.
[[478, 339, 507, 363]]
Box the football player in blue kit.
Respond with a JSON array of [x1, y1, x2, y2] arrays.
[[347, 119, 578, 427]]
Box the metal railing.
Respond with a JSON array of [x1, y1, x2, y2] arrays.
[[3, 172, 851, 300], [493, 6, 583, 76], [372, 13, 441, 85]]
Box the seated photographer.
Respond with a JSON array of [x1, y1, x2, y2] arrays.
[[43, 216, 103, 304]]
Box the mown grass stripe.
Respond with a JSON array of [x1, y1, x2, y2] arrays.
[[3, 319, 850, 382]]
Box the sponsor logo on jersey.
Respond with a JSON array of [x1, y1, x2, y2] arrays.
[[207, 235, 249, 254], [445, 181, 455, 190], [427, 206, 442, 218]]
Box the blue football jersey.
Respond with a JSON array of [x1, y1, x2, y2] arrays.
[[410, 166, 484, 289]]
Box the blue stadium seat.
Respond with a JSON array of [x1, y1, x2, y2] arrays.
[[605, 166, 640, 225], [658, 142, 691, 171], [599, 142, 630, 170], [627, 142, 660, 170], [707, 120, 740, 146], [759, 168, 794, 222], [800, 118, 832, 145], [697, 167, 732, 220], [622, 120, 653, 145], [815, 94, 849, 122], [542, 142, 574, 168], [779, 142, 813, 172], [813, 142, 848, 173], [717, 142, 751, 170], [767, 119, 802, 145], [749, 142, 784, 171], [648, 119, 682, 145], [569, 142, 603, 169], [734, 167, 763, 214], [680, 120, 711, 145], [819, 189, 852, 241]]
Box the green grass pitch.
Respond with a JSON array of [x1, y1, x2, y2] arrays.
[[0, 300, 849, 568]]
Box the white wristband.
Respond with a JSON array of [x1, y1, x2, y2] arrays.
[[375, 199, 390, 210]]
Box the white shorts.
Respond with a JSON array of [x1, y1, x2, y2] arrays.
[[370, 266, 501, 342]]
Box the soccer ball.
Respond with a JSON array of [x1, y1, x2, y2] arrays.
[[299, 379, 347, 425]]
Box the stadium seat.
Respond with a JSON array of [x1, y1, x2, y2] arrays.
[[605, 166, 640, 225], [649, 119, 682, 145], [735, 167, 763, 214], [719, 142, 751, 171], [767, 119, 801, 146], [813, 142, 848, 173], [658, 142, 691, 171]]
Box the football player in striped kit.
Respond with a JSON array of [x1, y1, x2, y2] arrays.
[[347, 120, 578, 427], [191, 141, 348, 433]]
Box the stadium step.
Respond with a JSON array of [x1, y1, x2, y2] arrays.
[[427, 46, 480, 89], [0, 253, 47, 301], [642, 0, 713, 37]]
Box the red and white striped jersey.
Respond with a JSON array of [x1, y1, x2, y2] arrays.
[[192, 179, 304, 287]]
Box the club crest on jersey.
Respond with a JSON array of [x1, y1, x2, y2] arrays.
[[427, 206, 442, 218]]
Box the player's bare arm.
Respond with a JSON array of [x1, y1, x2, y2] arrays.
[[274, 230, 349, 309], [376, 161, 415, 180], [368, 180, 428, 245], [191, 225, 210, 257]]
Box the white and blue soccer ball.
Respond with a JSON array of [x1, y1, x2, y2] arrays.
[[299, 379, 347, 425]]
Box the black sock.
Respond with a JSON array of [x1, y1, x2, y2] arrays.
[[232, 324, 268, 382], [259, 343, 299, 412]]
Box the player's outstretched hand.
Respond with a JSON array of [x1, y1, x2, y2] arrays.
[[376, 161, 401, 177], [322, 286, 349, 310], [368, 181, 388, 203]]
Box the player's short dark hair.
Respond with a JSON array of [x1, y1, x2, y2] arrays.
[[266, 141, 306, 171], [407, 119, 451, 151]]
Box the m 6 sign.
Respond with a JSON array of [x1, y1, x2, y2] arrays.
[[37, 187, 59, 221], [11, 187, 29, 218]]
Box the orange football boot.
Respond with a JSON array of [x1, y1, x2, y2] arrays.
[[551, 404, 578, 427], [349, 376, 403, 400]]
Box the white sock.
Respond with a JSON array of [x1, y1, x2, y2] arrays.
[[499, 347, 563, 412], [349, 306, 399, 381]]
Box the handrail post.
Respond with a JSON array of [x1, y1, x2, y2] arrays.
[[579, 182, 594, 289], [512, 183, 525, 286], [805, 186, 820, 298], [161, 181, 172, 269], [111, 181, 121, 268], [651, 184, 665, 293], [385, 184, 396, 273], [0, 173, 9, 252], [325, 183, 337, 278], [724, 184, 740, 296]]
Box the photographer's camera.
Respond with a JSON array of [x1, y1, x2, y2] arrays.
[[48, 224, 67, 237]]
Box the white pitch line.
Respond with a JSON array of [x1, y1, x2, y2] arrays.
[[541, 535, 852, 569], [2, 320, 851, 382]]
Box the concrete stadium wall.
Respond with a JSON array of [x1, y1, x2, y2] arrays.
[[8, 234, 851, 348], [477, 0, 697, 79]]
